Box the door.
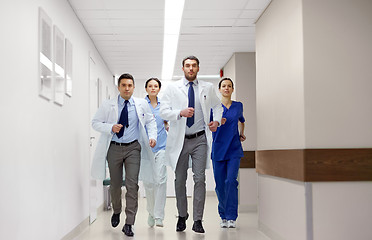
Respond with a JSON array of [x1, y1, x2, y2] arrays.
[[89, 56, 101, 224]]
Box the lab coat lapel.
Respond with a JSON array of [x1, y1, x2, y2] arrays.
[[176, 79, 188, 96]]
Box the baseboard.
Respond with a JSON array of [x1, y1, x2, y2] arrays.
[[61, 203, 104, 240]]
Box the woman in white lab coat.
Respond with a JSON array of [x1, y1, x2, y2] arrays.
[[142, 78, 168, 227]]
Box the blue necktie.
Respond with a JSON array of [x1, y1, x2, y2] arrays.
[[116, 100, 129, 138], [187, 82, 194, 127]]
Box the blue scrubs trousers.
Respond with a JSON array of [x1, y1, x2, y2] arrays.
[[212, 158, 240, 221]]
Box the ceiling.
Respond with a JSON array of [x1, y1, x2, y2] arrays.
[[68, 0, 271, 82]]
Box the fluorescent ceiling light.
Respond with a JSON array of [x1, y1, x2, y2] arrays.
[[161, 0, 185, 81]]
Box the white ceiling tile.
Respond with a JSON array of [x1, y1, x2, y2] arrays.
[[182, 19, 236, 27], [104, 10, 164, 19], [184, 0, 249, 10], [245, 0, 272, 10], [74, 10, 108, 19], [68, 0, 105, 10], [102, 0, 164, 10], [68, 0, 267, 78], [234, 18, 256, 26]]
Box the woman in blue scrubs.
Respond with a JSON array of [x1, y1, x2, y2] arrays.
[[211, 78, 246, 228]]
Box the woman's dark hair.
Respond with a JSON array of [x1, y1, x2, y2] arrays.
[[118, 73, 134, 85], [145, 77, 161, 89], [182, 55, 200, 67], [218, 77, 234, 89]]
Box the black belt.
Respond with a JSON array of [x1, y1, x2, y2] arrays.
[[185, 130, 205, 139], [111, 140, 138, 146]]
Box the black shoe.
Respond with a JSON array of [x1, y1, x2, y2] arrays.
[[111, 213, 120, 228], [176, 213, 189, 232], [192, 220, 205, 233], [122, 224, 134, 237]]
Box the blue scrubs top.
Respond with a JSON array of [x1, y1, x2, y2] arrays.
[[211, 101, 245, 161], [145, 96, 167, 153]]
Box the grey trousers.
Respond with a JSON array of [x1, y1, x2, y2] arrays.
[[107, 141, 141, 225], [175, 134, 208, 221]]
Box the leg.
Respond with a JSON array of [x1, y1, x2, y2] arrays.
[[143, 181, 155, 218], [225, 158, 240, 221], [212, 159, 228, 220], [153, 150, 167, 220], [107, 144, 124, 214], [123, 142, 141, 225], [175, 140, 191, 217], [190, 134, 208, 221]]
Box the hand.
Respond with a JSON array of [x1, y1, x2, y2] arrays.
[[240, 134, 246, 142], [149, 139, 156, 148], [112, 124, 123, 133], [221, 118, 227, 125], [180, 107, 194, 118], [208, 121, 219, 132]]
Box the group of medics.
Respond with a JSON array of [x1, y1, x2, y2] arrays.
[[91, 55, 246, 237]]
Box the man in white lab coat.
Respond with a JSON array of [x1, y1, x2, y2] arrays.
[[160, 56, 223, 233], [91, 73, 157, 237]]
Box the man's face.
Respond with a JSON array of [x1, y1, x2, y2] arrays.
[[118, 78, 135, 100], [182, 59, 199, 81]]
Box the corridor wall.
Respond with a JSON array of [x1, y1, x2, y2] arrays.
[[256, 0, 372, 239], [0, 1, 115, 239]]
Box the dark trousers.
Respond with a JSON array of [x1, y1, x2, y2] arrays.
[[175, 134, 208, 221], [107, 141, 141, 225]]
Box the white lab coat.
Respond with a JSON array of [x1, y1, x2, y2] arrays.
[[159, 79, 223, 170], [91, 96, 157, 181]]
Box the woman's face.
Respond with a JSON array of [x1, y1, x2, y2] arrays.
[[219, 80, 234, 97], [146, 80, 160, 97]]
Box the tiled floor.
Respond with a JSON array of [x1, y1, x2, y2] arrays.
[[74, 194, 270, 240]]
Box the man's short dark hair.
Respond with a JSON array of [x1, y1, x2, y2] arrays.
[[182, 56, 200, 67], [118, 73, 134, 85]]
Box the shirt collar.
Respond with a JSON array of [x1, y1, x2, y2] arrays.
[[118, 95, 134, 106], [183, 77, 198, 86], [145, 95, 159, 104]]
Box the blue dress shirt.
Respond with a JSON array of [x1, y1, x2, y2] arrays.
[[145, 96, 167, 153], [111, 95, 139, 143]]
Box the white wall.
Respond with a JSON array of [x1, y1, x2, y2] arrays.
[[258, 175, 307, 240], [223, 53, 258, 211], [312, 182, 372, 240], [256, 0, 305, 150], [256, 0, 372, 239], [0, 1, 115, 239], [222, 54, 237, 101], [302, 0, 372, 148], [235, 52, 257, 151]]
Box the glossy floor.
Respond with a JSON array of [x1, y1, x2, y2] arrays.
[[74, 194, 270, 240]]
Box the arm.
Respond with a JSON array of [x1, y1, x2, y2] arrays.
[[91, 101, 115, 134], [238, 102, 246, 141], [143, 103, 157, 147], [159, 84, 192, 121], [208, 86, 223, 131], [239, 122, 246, 142]]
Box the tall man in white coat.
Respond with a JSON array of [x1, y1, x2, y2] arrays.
[[160, 56, 223, 233], [91, 73, 157, 237]]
